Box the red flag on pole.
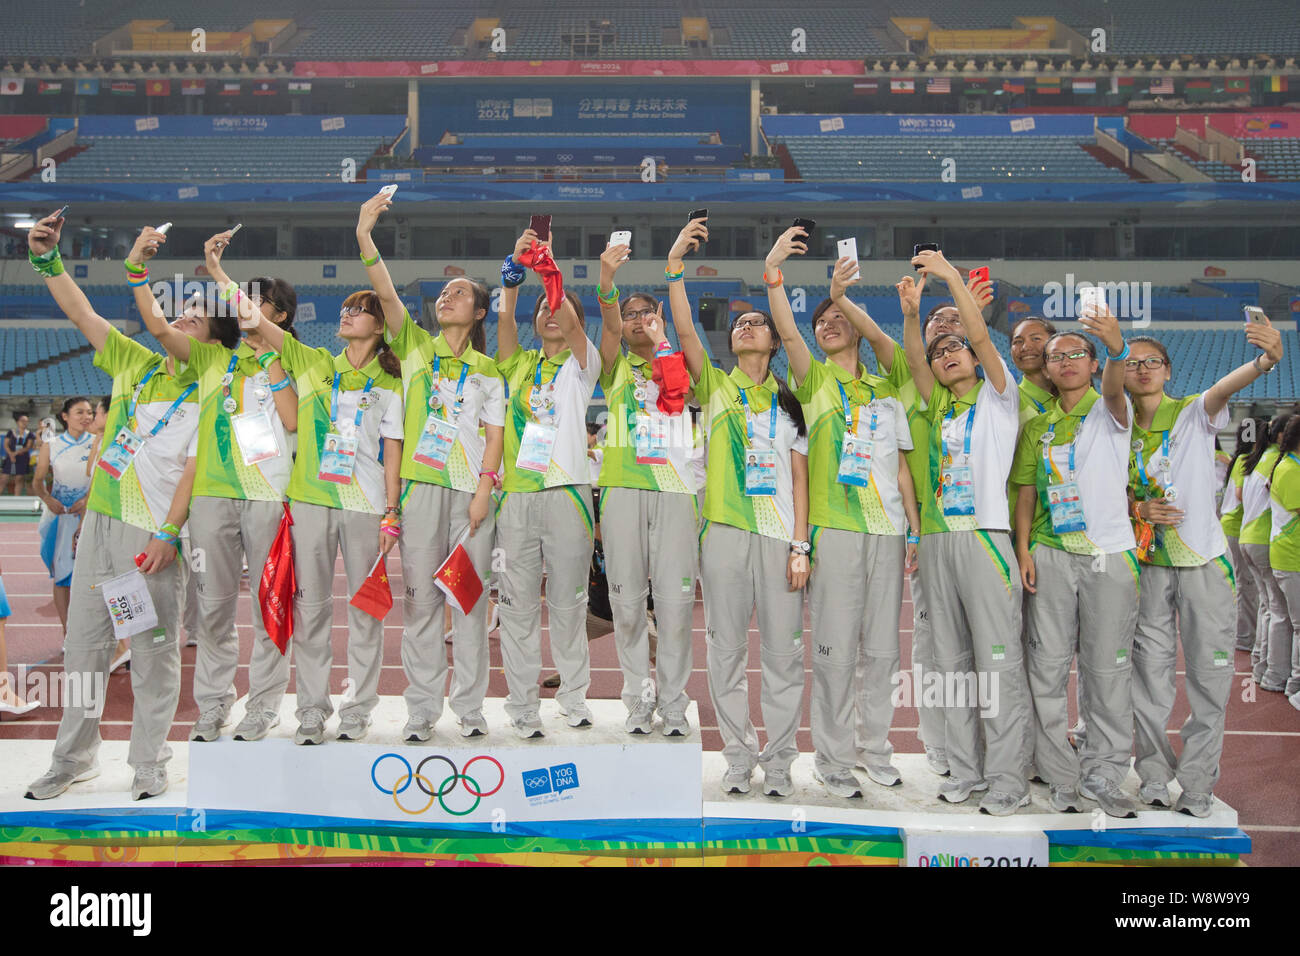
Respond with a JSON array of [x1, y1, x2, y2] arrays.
[[350, 555, 394, 620], [434, 538, 483, 614], [259, 503, 295, 653]]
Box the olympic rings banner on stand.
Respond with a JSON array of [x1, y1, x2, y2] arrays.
[[187, 740, 702, 825]]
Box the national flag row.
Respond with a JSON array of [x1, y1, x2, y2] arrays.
[[851, 76, 1282, 95], [0, 78, 313, 96]]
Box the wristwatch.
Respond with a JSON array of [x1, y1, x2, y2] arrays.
[[1254, 354, 1276, 374], [789, 539, 811, 555]]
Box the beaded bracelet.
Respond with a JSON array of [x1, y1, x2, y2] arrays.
[[597, 284, 619, 305], [361, 251, 381, 267], [665, 268, 685, 283]]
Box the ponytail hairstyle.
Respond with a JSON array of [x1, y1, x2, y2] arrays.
[[247, 276, 298, 340], [341, 289, 402, 378], [1041, 331, 1099, 397], [1245, 413, 1290, 475], [1271, 415, 1300, 482], [58, 396, 91, 431], [1224, 417, 1258, 485], [727, 308, 807, 437]]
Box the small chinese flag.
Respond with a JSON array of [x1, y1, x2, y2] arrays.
[[434, 542, 483, 614], [350, 555, 394, 620]]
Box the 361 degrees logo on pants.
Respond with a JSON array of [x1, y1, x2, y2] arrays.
[[522, 763, 580, 801]]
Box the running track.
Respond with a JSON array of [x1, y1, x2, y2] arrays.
[[2, 518, 1296, 865]]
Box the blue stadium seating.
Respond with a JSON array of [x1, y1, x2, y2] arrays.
[[776, 133, 1130, 183]]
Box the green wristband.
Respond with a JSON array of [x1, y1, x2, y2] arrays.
[[29, 247, 64, 278], [124, 258, 147, 276], [257, 351, 280, 370], [360, 251, 381, 267]]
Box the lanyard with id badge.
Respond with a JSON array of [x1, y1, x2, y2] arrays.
[[97, 364, 196, 480], [318, 373, 373, 484], [1041, 423, 1086, 534], [1133, 430, 1172, 557], [414, 356, 468, 470], [740, 388, 778, 496], [517, 359, 559, 473], [941, 404, 976, 516], [631, 364, 668, 465], [224, 355, 281, 465], [836, 380, 877, 488]]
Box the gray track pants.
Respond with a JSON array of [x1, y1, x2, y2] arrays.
[[808, 529, 903, 776], [1241, 542, 1288, 686], [399, 482, 496, 723], [1226, 537, 1258, 651], [1270, 569, 1300, 697], [910, 567, 947, 753], [919, 530, 1030, 798], [1133, 560, 1236, 795], [1025, 546, 1139, 787], [290, 501, 384, 723], [46, 511, 182, 775], [600, 486, 698, 716], [701, 522, 805, 774], [188, 496, 288, 719], [495, 486, 595, 721]]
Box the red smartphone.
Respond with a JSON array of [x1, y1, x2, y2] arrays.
[[969, 266, 990, 284], [529, 214, 552, 241]]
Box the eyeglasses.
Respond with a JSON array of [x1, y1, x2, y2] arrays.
[[339, 306, 370, 317], [623, 308, 656, 321], [732, 317, 768, 331], [928, 341, 969, 361], [1125, 357, 1167, 370], [1046, 349, 1091, 364]]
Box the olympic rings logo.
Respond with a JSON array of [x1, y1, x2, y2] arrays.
[[370, 752, 505, 817]]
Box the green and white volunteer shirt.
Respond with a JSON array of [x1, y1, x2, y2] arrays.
[[1268, 452, 1300, 572], [499, 338, 601, 492], [880, 342, 931, 536], [598, 351, 696, 495], [921, 356, 1020, 534], [1220, 456, 1248, 538], [1128, 393, 1231, 567], [278, 334, 403, 514], [792, 358, 911, 536], [387, 311, 505, 493], [183, 339, 292, 501], [1011, 388, 1136, 556], [1019, 376, 1055, 426], [89, 329, 200, 532], [1240, 447, 1280, 548], [694, 363, 808, 542]]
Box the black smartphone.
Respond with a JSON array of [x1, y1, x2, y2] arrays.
[[688, 208, 708, 222], [529, 214, 552, 241], [792, 217, 817, 241], [913, 241, 940, 270], [52, 204, 69, 219]]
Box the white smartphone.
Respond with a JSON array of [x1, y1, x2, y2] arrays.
[[836, 237, 860, 281], [378, 184, 399, 199], [1244, 306, 1268, 326], [228, 223, 242, 239], [156, 221, 173, 235], [609, 229, 631, 260], [1077, 285, 1106, 318]]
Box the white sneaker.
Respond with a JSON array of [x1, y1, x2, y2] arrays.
[[938, 778, 988, 804], [925, 746, 950, 777], [336, 714, 370, 741], [979, 790, 1030, 816], [660, 711, 690, 737], [762, 767, 794, 798], [862, 763, 902, 788], [722, 765, 752, 794], [813, 767, 863, 799], [1080, 774, 1138, 819], [563, 702, 593, 728], [293, 708, 327, 746], [1139, 781, 1171, 808], [131, 766, 168, 801], [402, 716, 434, 743], [625, 700, 655, 735], [512, 711, 545, 739], [458, 711, 488, 738]]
